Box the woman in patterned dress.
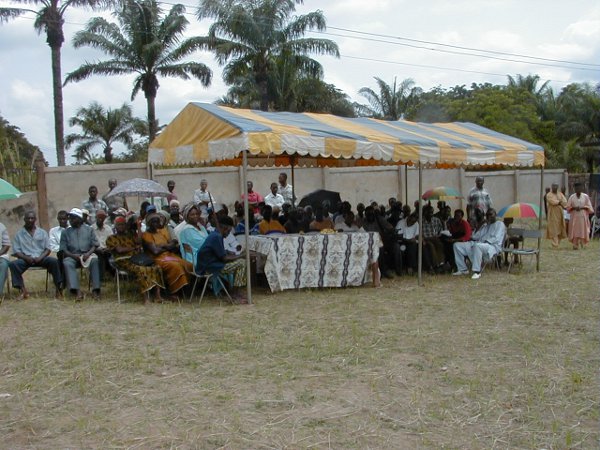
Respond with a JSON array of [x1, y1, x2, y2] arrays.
[[106, 216, 164, 303], [142, 213, 192, 295]]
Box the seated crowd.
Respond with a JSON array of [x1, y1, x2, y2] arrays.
[[0, 174, 508, 303]]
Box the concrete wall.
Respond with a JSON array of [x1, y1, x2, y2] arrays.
[[0, 192, 38, 237], [44, 163, 147, 226], [28, 161, 569, 228]]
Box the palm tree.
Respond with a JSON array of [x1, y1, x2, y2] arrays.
[[0, 0, 112, 166], [198, 0, 339, 111], [357, 77, 421, 120], [65, 102, 141, 163], [507, 74, 550, 97], [64, 0, 212, 142]]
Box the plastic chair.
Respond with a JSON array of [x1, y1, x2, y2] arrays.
[[181, 243, 232, 303], [503, 228, 541, 273], [108, 257, 130, 304]]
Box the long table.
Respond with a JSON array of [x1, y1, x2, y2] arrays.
[[247, 232, 381, 292]]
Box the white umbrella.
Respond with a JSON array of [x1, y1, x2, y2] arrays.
[[105, 178, 169, 199]]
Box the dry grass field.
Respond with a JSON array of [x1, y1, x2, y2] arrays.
[[1, 239, 598, 449]]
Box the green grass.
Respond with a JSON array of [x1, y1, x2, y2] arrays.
[[0, 239, 598, 449]]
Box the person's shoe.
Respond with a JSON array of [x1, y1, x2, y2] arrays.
[[75, 291, 85, 302], [54, 289, 63, 300], [16, 289, 29, 301], [452, 270, 468, 276], [91, 290, 101, 301], [471, 272, 481, 280]]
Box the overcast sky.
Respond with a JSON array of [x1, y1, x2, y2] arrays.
[[0, 0, 598, 166]]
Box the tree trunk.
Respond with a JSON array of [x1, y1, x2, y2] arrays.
[[259, 80, 269, 111], [147, 94, 157, 143], [51, 44, 65, 166]]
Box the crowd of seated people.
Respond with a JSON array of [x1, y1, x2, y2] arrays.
[[0, 177, 511, 304]]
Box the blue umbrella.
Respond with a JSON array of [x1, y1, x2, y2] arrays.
[[0, 178, 22, 200]]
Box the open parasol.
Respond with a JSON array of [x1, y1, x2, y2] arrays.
[[422, 186, 462, 201], [497, 202, 541, 219], [105, 178, 169, 199]]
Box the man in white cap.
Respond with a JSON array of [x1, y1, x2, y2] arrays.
[[60, 208, 100, 300], [9, 210, 63, 299]]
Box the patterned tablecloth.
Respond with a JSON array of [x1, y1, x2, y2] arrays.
[[247, 232, 381, 292]]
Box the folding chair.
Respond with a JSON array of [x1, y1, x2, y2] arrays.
[[181, 243, 232, 303], [591, 214, 600, 239], [503, 228, 541, 273]]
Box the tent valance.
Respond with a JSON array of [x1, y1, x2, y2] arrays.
[[149, 102, 545, 168]]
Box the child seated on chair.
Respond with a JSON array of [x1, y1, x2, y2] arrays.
[[503, 218, 523, 266]]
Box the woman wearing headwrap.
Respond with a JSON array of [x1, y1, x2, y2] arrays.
[[106, 216, 164, 303], [178, 204, 209, 264], [142, 212, 191, 296]]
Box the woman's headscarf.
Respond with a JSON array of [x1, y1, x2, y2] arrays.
[[145, 212, 161, 226], [182, 203, 200, 224]]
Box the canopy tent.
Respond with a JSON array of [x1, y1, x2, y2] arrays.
[[149, 102, 545, 301], [149, 102, 544, 168]]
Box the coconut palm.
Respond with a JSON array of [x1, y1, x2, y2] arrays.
[[198, 0, 339, 111], [357, 77, 421, 120], [65, 102, 142, 163], [0, 0, 112, 166], [64, 0, 212, 142]]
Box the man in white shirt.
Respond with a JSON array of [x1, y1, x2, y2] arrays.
[[336, 211, 363, 232], [193, 179, 217, 216], [453, 208, 506, 279], [49, 210, 69, 253], [264, 182, 285, 213], [278, 173, 294, 206]]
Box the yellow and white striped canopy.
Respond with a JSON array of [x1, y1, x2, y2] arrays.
[[149, 102, 545, 168]]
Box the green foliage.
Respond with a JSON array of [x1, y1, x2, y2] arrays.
[[198, 0, 339, 111], [65, 0, 212, 142], [357, 77, 421, 120], [0, 115, 42, 190], [65, 102, 143, 164]]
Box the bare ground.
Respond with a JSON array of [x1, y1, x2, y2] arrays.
[[0, 239, 598, 449]]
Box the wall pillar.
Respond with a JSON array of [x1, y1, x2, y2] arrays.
[[514, 170, 520, 202], [35, 154, 49, 230]]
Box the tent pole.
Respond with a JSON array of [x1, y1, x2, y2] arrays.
[[243, 151, 252, 304], [537, 164, 544, 272], [290, 155, 296, 207], [405, 164, 409, 205], [418, 162, 423, 286]]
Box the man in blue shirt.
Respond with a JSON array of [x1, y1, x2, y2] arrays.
[[60, 208, 100, 300], [9, 211, 63, 299]]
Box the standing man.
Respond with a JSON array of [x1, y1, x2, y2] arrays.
[[102, 178, 127, 221], [166, 180, 178, 204], [545, 182, 567, 248], [9, 211, 63, 299], [0, 221, 11, 300], [60, 208, 101, 300], [242, 181, 264, 215], [566, 182, 594, 250], [264, 182, 285, 213], [83, 185, 108, 225], [453, 208, 505, 280], [467, 176, 493, 220], [278, 172, 294, 206], [193, 179, 217, 216]]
